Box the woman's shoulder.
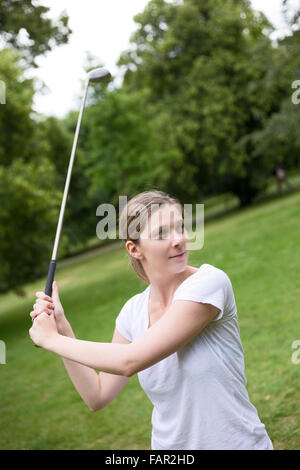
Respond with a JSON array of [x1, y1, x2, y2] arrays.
[[193, 263, 230, 279], [185, 263, 232, 290]]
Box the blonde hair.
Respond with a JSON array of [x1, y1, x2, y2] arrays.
[[119, 190, 182, 284]]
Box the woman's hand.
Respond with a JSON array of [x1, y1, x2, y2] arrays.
[[29, 311, 59, 349], [30, 281, 69, 335]]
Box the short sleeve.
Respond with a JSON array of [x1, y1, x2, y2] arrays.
[[115, 299, 132, 342], [173, 266, 229, 322]]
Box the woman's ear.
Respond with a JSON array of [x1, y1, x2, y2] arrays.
[[126, 240, 144, 260]]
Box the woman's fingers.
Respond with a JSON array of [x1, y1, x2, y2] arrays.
[[36, 301, 53, 308], [31, 310, 52, 321], [36, 291, 53, 302], [35, 299, 54, 310], [32, 300, 54, 317], [30, 290, 56, 322], [30, 310, 41, 320]]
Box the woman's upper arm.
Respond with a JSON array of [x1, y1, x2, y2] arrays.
[[97, 327, 131, 410], [127, 300, 220, 376], [112, 325, 131, 345]]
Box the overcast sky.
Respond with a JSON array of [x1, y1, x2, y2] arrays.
[[29, 0, 294, 118]]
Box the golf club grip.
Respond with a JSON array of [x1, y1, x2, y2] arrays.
[[45, 259, 56, 297], [33, 259, 56, 348]]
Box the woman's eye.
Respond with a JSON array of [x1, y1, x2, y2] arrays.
[[154, 222, 185, 239], [158, 228, 168, 238]]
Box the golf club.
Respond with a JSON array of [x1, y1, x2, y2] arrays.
[[44, 67, 111, 298]]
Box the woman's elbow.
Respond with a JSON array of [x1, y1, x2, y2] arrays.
[[124, 353, 150, 377], [124, 362, 135, 378], [124, 347, 137, 377], [125, 359, 147, 377], [88, 401, 102, 412], [85, 395, 103, 412], [89, 406, 100, 412]]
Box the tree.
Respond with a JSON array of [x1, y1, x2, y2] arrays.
[[0, 48, 36, 166], [0, 3, 72, 295], [0, 158, 62, 296], [248, 0, 300, 173], [0, 0, 71, 67], [118, 0, 286, 206], [0, 51, 63, 295], [38, 113, 104, 252], [83, 86, 188, 209]]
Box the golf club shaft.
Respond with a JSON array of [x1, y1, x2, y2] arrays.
[[45, 78, 90, 297]]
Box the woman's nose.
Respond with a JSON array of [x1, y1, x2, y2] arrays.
[[172, 228, 189, 246]]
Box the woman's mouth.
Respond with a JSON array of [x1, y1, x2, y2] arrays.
[[170, 252, 185, 258]]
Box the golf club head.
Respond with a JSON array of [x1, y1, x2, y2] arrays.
[[87, 67, 111, 83]]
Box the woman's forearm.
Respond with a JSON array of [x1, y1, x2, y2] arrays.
[[58, 319, 75, 338], [45, 333, 131, 377], [58, 321, 103, 411]]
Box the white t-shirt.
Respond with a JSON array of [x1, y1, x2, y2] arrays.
[[115, 264, 274, 450]]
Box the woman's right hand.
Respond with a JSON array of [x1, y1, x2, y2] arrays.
[[30, 281, 68, 334]]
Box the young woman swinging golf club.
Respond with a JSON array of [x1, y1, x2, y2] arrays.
[[29, 190, 274, 450]]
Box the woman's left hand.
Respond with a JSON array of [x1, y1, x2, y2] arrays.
[[29, 311, 59, 349]]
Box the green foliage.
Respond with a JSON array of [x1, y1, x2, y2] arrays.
[[0, 158, 62, 296], [0, 4, 72, 295], [251, 97, 300, 170], [38, 116, 74, 179], [56, 110, 103, 251], [0, 51, 71, 294], [250, 11, 300, 171], [0, 0, 71, 67], [84, 86, 185, 206], [1, 0, 300, 296], [118, 0, 293, 205], [0, 49, 36, 165]]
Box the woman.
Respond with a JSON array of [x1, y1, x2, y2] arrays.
[[29, 190, 274, 450]]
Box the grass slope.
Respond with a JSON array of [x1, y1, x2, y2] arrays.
[[0, 190, 299, 449]]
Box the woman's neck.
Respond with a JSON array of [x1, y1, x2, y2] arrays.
[[148, 265, 198, 308]]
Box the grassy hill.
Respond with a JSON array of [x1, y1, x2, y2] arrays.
[[0, 189, 299, 449]]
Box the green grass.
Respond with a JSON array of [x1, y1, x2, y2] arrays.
[[1, 190, 300, 449]]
